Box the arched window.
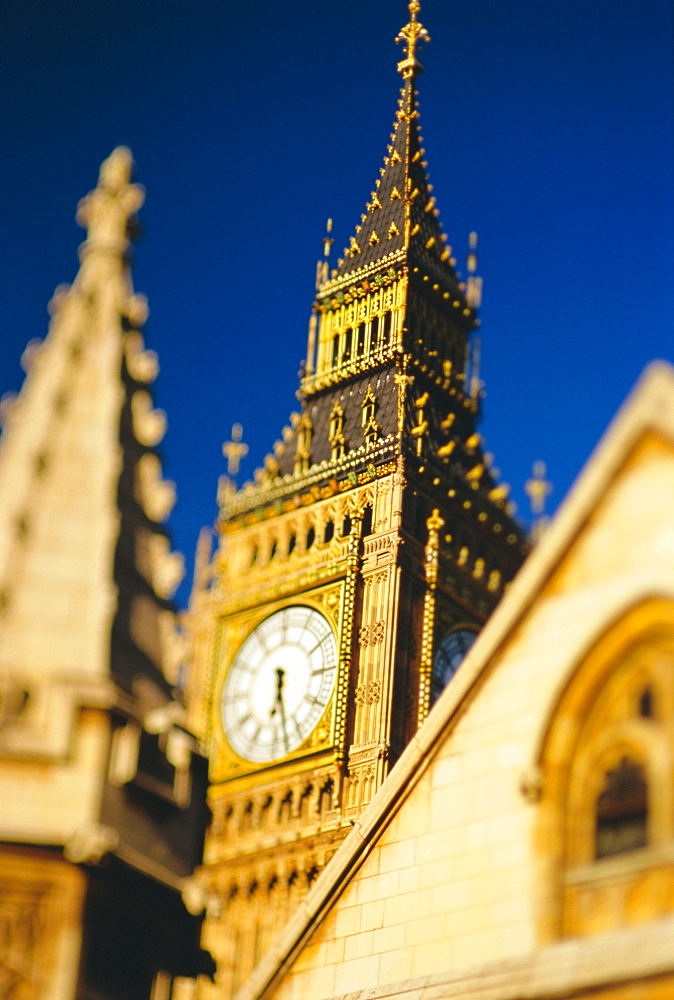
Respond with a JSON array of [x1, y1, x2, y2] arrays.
[[431, 627, 478, 704], [239, 800, 254, 833], [536, 601, 674, 943], [342, 328, 353, 363], [370, 315, 379, 351], [381, 312, 392, 345], [595, 757, 648, 859], [278, 791, 293, 824], [319, 779, 333, 817]]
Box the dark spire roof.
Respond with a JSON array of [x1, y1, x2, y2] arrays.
[[322, 2, 463, 299]]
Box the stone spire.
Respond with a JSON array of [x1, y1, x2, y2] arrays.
[[0, 150, 210, 994], [0, 146, 182, 698]]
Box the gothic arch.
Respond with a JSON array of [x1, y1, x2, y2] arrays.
[[534, 596, 674, 943]]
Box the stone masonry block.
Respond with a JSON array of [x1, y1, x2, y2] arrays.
[[378, 837, 416, 874], [356, 869, 400, 906], [334, 954, 381, 996], [344, 929, 374, 961], [335, 904, 362, 940], [360, 899, 385, 932], [372, 922, 406, 954], [383, 887, 433, 928]]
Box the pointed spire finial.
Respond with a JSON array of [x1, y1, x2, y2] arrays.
[[466, 231, 483, 310], [525, 460, 553, 542], [222, 423, 248, 477], [316, 218, 334, 290], [396, 1, 430, 79], [76, 147, 145, 255]]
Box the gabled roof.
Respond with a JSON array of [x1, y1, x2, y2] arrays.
[[236, 360, 674, 1000]]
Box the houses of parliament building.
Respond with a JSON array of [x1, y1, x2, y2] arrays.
[[1, 4, 673, 999]]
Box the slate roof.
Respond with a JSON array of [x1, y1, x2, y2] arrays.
[[325, 75, 464, 299], [276, 366, 400, 476]]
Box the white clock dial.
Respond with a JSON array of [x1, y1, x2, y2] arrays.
[[222, 605, 338, 763]]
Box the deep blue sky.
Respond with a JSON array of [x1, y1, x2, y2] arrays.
[[1, 0, 672, 607]]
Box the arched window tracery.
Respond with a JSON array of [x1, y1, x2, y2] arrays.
[[536, 601, 674, 943]]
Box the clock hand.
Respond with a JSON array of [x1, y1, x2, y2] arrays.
[[270, 667, 290, 754]]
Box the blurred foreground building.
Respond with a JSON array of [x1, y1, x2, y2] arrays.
[[1, 4, 674, 1000], [0, 148, 212, 997]]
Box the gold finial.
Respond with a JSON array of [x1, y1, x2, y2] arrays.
[[525, 460, 553, 543], [396, 1, 430, 79], [322, 218, 334, 259], [222, 423, 249, 477], [466, 231, 483, 310], [316, 218, 334, 289]]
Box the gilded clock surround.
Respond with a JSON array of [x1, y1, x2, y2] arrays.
[[213, 589, 345, 782]]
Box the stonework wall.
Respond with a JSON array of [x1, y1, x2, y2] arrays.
[[261, 371, 674, 1000]]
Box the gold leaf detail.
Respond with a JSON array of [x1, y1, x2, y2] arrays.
[[466, 464, 484, 481], [438, 440, 456, 458]]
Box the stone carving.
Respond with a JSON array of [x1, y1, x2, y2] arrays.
[[124, 292, 150, 328], [367, 680, 381, 704], [76, 146, 144, 250], [148, 534, 185, 599], [131, 390, 167, 447], [157, 610, 187, 685], [371, 620, 385, 644], [136, 453, 176, 522], [358, 620, 386, 647], [125, 331, 159, 384], [64, 824, 119, 864]]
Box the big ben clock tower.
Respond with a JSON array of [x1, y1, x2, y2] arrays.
[[186, 4, 527, 994]]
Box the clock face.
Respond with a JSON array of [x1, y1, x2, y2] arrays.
[[431, 628, 478, 705], [222, 605, 338, 763]]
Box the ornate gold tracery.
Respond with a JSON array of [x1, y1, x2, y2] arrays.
[[536, 599, 674, 943]]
